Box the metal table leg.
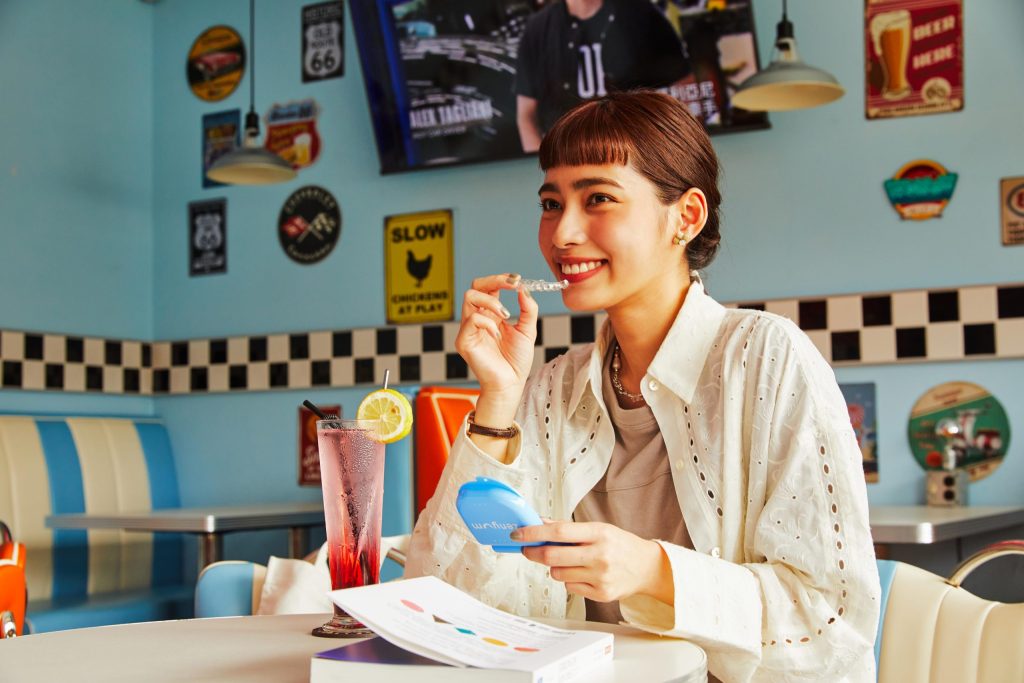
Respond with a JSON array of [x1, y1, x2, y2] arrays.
[[289, 526, 309, 559], [199, 532, 223, 570]]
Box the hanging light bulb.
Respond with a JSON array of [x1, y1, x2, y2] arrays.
[[731, 0, 844, 112], [206, 0, 296, 185]]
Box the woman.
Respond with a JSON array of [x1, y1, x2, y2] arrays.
[[405, 91, 879, 682]]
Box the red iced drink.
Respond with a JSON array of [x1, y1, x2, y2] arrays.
[[313, 419, 385, 637]]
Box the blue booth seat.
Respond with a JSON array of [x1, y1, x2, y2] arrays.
[[0, 416, 191, 633]]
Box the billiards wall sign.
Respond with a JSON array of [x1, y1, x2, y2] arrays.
[[883, 159, 958, 220], [187, 25, 246, 102]]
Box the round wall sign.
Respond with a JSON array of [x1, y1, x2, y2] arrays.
[[187, 25, 246, 102], [278, 185, 341, 264], [907, 381, 1011, 481]]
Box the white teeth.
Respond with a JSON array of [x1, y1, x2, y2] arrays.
[[560, 260, 604, 275]]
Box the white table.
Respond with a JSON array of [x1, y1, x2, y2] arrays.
[[869, 506, 1024, 544], [47, 502, 325, 570], [2, 613, 708, 682]]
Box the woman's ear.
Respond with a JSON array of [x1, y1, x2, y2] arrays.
[[676, 188, 709, 241]]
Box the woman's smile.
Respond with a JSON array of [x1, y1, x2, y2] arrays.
[[558, 258, 608, 283]]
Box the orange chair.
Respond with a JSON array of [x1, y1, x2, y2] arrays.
[[413, 386, 479, 517], [1, 521, 27, 638]]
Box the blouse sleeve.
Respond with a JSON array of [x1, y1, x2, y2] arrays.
[[621, 320, 880, 682], [403, 368, 561, 616]]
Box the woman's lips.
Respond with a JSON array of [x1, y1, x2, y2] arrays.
[[558, 260, 606, 284]]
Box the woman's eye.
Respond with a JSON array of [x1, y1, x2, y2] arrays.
[[588, 193, 614, 205], [539, 198, 561, 211]]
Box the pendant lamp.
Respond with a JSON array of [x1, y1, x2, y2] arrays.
[[731, 0, 844, 112], [206, 0, 296, 185]]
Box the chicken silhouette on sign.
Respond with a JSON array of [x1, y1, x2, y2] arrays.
[[407, 249, 432, 287]]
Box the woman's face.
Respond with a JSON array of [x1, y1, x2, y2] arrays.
[[537, 162, 688, 313]]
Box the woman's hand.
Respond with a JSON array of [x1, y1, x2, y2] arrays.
[[455, 273, 538, 396], [514, 521, 675, 605]]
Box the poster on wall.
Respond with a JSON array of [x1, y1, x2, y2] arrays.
[[883, 159, 958, 220], [278, 186, 342, 265], [298, 402, 341, 485], [907, 381, 1011, 482], [865, 0, 963, 120], [187, 25, 246, 102], [302, 1, 345, 82], [349, 0, 768, 174], [189, 198, 227, 276], [840, 383, 879, 483], [264, 99, 322, 170], [1001, 177, 1024, 246], [385, 209, 454, 325], [202, 109, 241, 188]]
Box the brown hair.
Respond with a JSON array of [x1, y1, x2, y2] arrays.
[[538, 91, 722, 270]]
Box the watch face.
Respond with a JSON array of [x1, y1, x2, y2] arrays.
[[278, 185, 341, 264], [907, 381, 1011, 481]]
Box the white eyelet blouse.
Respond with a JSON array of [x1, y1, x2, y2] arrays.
[[405, 279, 880, 682]]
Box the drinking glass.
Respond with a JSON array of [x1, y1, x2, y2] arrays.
[[312, 418, 385, 638]]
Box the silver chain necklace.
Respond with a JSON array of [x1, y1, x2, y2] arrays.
[[610, 342, 646, 404]]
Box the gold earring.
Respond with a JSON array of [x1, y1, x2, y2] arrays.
[[672, 230, 687, 246]]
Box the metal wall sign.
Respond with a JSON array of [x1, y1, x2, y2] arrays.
[[187, 25, 246, 102], [278, 186, 341, 264], [264, 99, 322, 170], [384, 209, 454, 324], [302, 1, 345, 82], [883, 159, 958, 220], [189, 198, 227, 276], [202, 109, 240, 188], [865, 0, 963, 120], [1001, 177, 1024, 246]]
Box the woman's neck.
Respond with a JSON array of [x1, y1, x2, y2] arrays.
[[607, 276, 692, 391], [566, 0, 604, 21]]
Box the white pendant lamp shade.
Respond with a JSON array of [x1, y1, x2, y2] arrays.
[[206, 113, 297, 185], [204, 0, 296, 186], [731, 3, 844, 112]]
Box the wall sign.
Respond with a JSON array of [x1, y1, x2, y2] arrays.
[[840, 383, 878, 483], [385, 209, 454, 325], [187, 25, 246, 102], [202, 109, 241, 188], [907, 381, 1011, 481], [264, 99, 322, 170], [279, 186, 341, 265], [189, 198, 227, 276], [1001, 177, 1024, 246], [865, 0, 963, 120], [302, 1, 345, 82], [299, 402, 341, 486], [883, 159, 958, 220]]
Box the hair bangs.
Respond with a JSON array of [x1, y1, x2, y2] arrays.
[[539, 100, 633, 170]]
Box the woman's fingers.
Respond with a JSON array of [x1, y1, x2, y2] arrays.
[[462, 312, 502, 342], [522, 543, 591, 568], [513, 521, 600, 545], [463, 288, 511, 324], [470, 272, 523, 295], [514, 285, 539, 337]]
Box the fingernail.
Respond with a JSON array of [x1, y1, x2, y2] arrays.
[[505, 273, 521, 285], [509, 530, 523, 541], [500, 306, 511, 318]]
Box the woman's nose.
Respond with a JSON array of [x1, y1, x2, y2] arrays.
[[550, 207, 586, 248]]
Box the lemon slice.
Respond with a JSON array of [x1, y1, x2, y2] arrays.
[[357, 389, 414, 444]]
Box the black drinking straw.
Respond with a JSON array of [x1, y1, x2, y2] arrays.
[[303, 399, 339, 420]]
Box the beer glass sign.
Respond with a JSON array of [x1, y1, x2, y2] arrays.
[[865, 1, 962, 120]]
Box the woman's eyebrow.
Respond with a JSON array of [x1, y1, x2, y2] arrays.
[[538, 177, 624, 195]]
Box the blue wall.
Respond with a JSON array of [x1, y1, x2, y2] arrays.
[[2, 0, 1022, 569]]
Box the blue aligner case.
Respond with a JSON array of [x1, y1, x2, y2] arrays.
[[456, 477, 548, 553]]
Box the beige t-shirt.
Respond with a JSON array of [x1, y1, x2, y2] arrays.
[[572, 349, 693, 624]]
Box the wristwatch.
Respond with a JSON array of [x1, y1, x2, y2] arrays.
[[466, 411, 518, 439]]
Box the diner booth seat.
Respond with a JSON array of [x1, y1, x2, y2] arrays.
[[0, 416, 191, 633]]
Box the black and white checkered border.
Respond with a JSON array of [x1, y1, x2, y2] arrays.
[[2, 282, 1022, 395]]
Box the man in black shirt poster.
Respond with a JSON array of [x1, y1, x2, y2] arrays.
[[515, 0, 691, 151]]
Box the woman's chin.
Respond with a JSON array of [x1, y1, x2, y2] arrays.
[[561, 290, 605, 313]]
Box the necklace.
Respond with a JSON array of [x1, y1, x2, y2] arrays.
[[611, 342, 646, 404]]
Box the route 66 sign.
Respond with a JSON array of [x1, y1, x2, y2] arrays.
[[302, 2, 344, 82]]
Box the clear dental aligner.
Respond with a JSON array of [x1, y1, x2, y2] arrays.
[[518, 278, 569, 292]]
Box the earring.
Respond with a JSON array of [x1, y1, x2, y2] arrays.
[[672, 230, 687, 246]]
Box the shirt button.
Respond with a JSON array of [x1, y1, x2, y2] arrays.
[[711, 547, 721, 558], [648, 380, 659, 391], [563, 83, 570, 90], [675, 459, 684, 470]]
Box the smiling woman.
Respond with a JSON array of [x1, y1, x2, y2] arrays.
[[405, 91, 880, 683]]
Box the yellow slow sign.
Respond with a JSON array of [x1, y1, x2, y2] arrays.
[[385, 209, 454, 324]]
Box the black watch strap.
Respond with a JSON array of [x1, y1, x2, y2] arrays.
[[466, 411, 518, 439]]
